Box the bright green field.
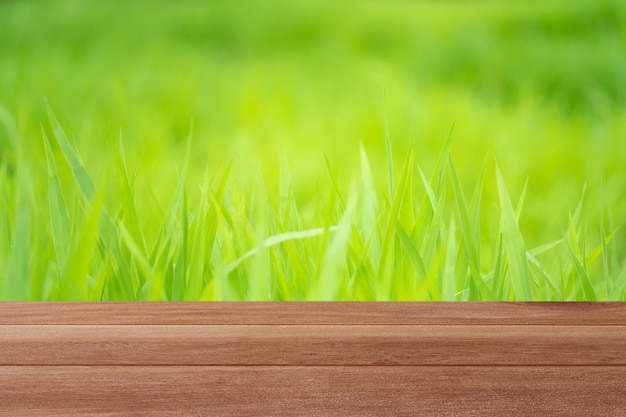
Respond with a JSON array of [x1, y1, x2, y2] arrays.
[[1, 0, 625, 300]]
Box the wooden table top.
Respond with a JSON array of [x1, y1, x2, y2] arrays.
[[1, 302, 624, 416]]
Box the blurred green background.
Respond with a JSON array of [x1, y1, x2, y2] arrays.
[[1, 0, 625, 254]]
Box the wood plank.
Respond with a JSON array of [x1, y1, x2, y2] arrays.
[[1, 302, 626, 325], [1, 366, 624, 416], [1, 324, 625, 365], [1, 303, 622, 414]]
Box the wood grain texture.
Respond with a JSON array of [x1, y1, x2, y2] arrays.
[[2, 302, 626, 325], [0, 303, 624, 416], [1, 366, 625, 417], [1, 324, 625, 365]]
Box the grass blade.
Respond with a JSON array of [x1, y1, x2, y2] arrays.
[[61, 188, 104, 300], [46, 105, 95, 202], [2, 208, 29, 300], [448, 156, 480, 272], [41, 126, 70, 271], [495, 163, 532, 300], [112, 137, 146, 254]]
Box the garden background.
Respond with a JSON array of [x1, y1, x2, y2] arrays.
[[1, 0, 625, 300]]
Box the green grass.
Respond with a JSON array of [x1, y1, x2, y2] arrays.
[[1, 0, 625, 300]]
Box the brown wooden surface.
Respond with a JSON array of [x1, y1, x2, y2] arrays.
[[2, 302, 626, 325], [1, 325, 625, 365], [0, 303, 625, 416], [1, 366, 625, 417]]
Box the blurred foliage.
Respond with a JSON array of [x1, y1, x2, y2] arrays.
[[1, 0, 625, 259]]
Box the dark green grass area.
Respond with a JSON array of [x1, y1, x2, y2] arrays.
[[1, 0, 625, 300]]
